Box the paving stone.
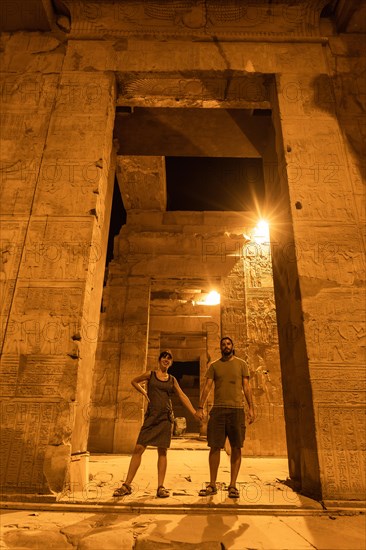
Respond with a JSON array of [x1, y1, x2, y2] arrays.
[[77, 529, 134, 550], [60, 521, 95, 546], [3, 530, 72, 549]]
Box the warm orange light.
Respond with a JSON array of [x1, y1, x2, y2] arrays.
[[252, 220, 270, 244], [196, 291, 221, 306], [205, 291, 220, 305]]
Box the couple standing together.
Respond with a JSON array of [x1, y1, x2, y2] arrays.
[[113, 337, 255, 499]]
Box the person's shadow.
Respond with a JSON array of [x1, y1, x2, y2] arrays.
[[202, 514, 249, 548], [157, 513, 249, 548]]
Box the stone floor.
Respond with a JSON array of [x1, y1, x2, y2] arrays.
[[1, 438, 365, 549], [58, 442, 318, 510]]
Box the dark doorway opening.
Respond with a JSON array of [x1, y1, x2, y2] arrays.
[[106, 176, 126, 267], [166, 156, 264, 211], [169, 361, 200, 433]]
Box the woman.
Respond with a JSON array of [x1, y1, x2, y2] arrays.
[[113, 350, 198, 498]]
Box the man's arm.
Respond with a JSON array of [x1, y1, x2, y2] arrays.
[[196, 378, 214, 420], [243, 376, 255, 423]]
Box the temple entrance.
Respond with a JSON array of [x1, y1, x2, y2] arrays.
[[88, 72, 320, 498], [90, 89, 288, 461]]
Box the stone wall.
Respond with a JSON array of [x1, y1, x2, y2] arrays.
[[269, 33, 366, 500], [0, 33, 116, 494]]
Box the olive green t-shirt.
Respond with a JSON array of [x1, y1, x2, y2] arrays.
[[206, 356, 250, 408]]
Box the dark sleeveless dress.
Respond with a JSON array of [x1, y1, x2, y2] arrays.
[[136, 371, 176, 448]]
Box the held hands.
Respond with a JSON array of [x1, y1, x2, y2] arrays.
[[195, 407, 256, 423], [195, 408, 204, 421]]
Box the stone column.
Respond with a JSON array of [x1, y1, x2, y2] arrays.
[[87, 282, 127, 453], [0, 55, 116, 494], [273, 67, 365, 499], [113, 278, 150, 453], [243, 237, 286, 456], [221, 259, 247, 354]]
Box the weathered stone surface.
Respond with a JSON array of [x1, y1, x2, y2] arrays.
[[78, 528, 134, 550], [64, 39, 327, 79], [60, 520, 95, 547], [117, 156, 166, 210], [43, 444, 71, 493], [0, 33, 64, 72], [3, 529, 73, 549], [64, 0, 329, 40], [1, 34, 116, 494]]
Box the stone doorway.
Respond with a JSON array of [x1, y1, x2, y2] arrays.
[[89, 98, 288, 461], [88, 71, 322, 498]]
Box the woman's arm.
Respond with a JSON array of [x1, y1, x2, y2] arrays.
[[173, 378, 197, 418], [131, 371, 151, 402]]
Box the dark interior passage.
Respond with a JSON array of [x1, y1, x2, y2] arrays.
[[166, 156, 265, 211], [169, 361, 200, 434]]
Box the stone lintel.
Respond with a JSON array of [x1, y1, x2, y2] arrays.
[[63, 1, 329, 40], [64, 39, 327, 75]]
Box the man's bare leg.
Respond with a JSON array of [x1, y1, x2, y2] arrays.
[[229, 446, 242, 487]]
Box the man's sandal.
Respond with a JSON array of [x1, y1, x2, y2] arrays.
[[198, 484, 217, 496], [113, 483, 132, 497], [228, 485, 240, 498], [156, 485, 170, 498]]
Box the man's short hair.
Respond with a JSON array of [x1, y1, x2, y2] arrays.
[[220, 336, 234, 346]]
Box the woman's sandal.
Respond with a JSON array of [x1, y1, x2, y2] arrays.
[[156, 485, 170, 498], [228, 485, 240, 499], [113, 483, 132, 497], [198, 484, 217, 496]]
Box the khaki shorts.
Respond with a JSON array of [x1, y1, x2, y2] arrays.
[[207, 407, 246, 448]]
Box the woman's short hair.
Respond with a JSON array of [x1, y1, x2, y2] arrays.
[[159, 350, 173, 361]]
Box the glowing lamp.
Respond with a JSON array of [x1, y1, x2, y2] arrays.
[[205, 291, 221, 305], [252, 220, 270, 244], [196, 291, 221, 306]]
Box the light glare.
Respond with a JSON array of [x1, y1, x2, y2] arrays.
[[196, 291, 221, 306], [205, 291, 221, 305], [252, 220, 270, 243]]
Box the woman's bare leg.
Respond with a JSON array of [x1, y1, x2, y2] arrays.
[[124, 444, 146, 485], [157, 447, 168, 487]]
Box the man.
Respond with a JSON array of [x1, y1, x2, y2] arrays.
[[196, 336, 255, 498]]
